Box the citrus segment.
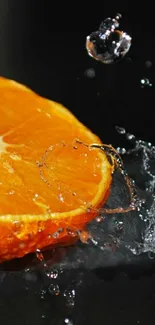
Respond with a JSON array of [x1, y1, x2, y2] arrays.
[[0, 77, 113, 262]]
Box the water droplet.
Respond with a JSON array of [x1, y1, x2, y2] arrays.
[[148, 251, 155, 259], [84, 68, 96, 78], [36, 249, 44, 262], [145, 60, 152, 68], [126, 133, 135, 141], [116, 147, 126, 154], [66, 228, 77, 237], [140, 78, 152, 87], [46, 269, 58, 279], [64, 288, 76, 307], [64, 318, 73, 325], [86, 14, 131, 64], [78, 230, 90, 243], [58, 193, 64, 202], [115, 126, 126, 134], [114, 219, 124, 232], [41, 315, 46, 319], [39, 289, 47, 300], [48, 283, 60, 296], [51, 228, 64, 239], [96, 215, 104, 222]]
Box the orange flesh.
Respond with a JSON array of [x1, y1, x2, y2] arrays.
[[0, 77, 113, 262]]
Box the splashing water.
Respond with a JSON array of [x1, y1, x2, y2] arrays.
[[86, 13, 131, 64], [115, 126, 155, 255]]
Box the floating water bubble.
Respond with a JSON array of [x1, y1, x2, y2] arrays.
[[140, 78, 152, 88], [115, 126, 126, 134], [86, 14, 131, 64], [48, 283, 60, 296]]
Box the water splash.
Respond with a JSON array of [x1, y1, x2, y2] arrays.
[[86, 13, 131, 64], [115, 126, 155, 255]]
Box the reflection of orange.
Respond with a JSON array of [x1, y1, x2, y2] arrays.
[[0, 77, 113, 262]]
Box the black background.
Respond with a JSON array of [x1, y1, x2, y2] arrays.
[[0, 1, 155, 324]]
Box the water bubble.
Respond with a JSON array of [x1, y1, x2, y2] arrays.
[[115, 126, 126, 134], [48, 283, 60, 296], [84, 68, 96, 78], [86, 14, 131, 64], [140, 78, 152, 87]]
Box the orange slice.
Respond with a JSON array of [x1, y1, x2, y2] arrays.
[[0, 76, 113, 262]]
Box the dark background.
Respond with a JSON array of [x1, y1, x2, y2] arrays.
[[0, 1, 155, 324]]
